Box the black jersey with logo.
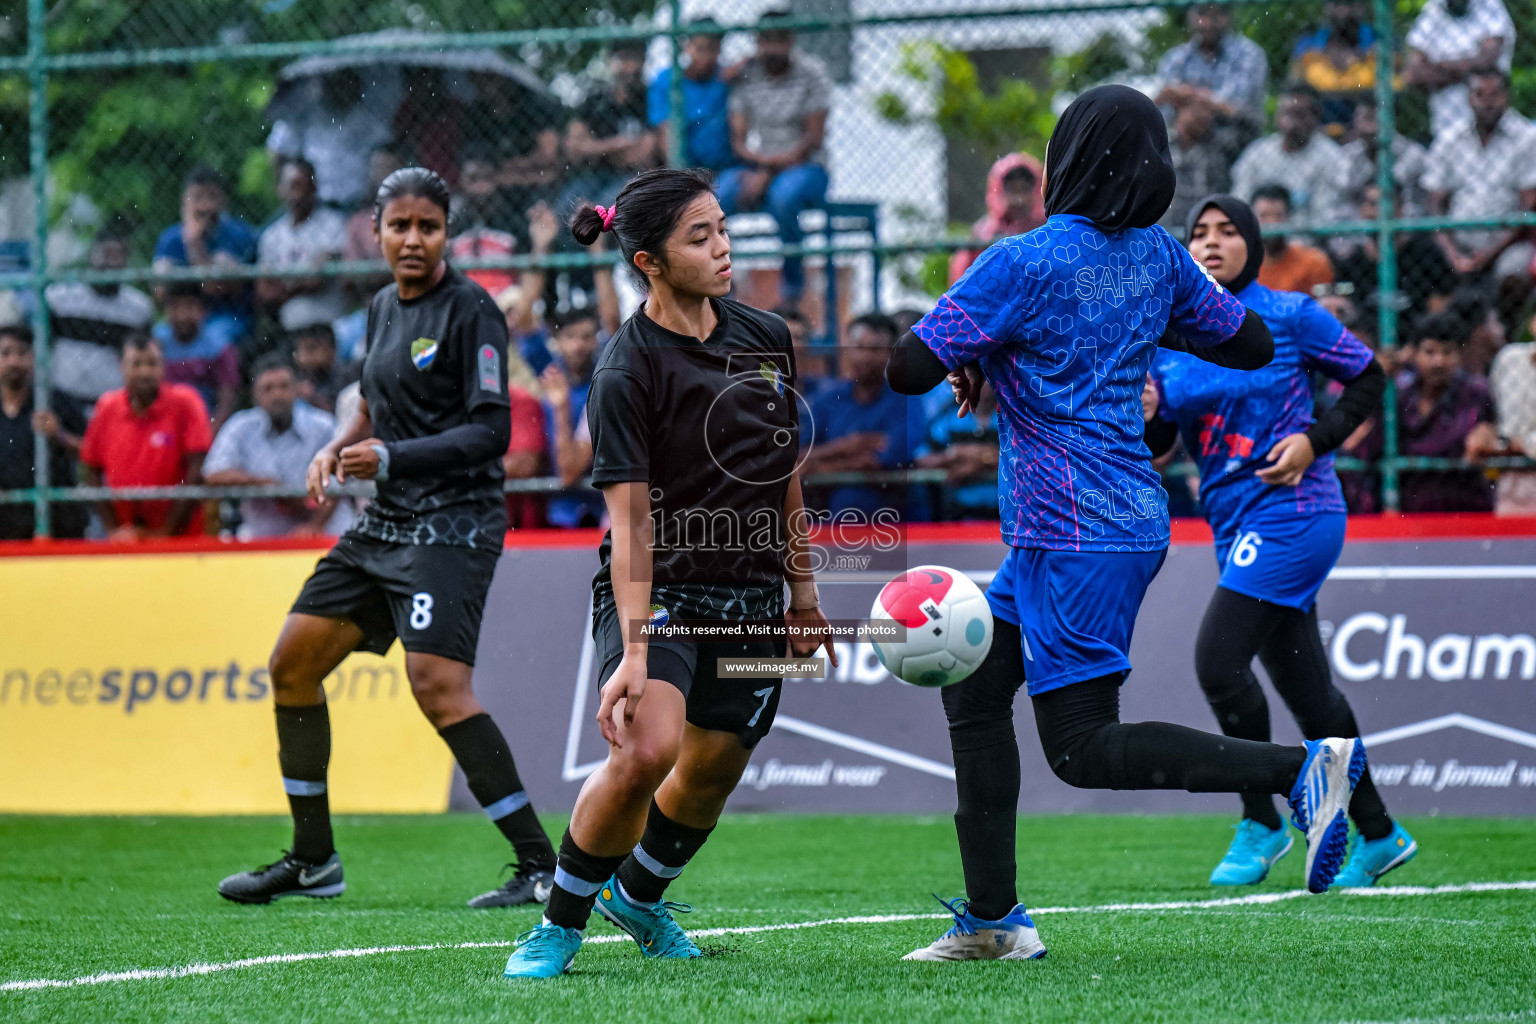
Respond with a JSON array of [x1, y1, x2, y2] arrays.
[[587, 297, 802, 623], [351, 265, 510, 551]]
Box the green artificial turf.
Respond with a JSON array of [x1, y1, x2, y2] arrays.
[[2, 813, 1534, 1023]]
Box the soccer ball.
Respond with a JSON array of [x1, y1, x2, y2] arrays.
[[868, 565, 994, 687]]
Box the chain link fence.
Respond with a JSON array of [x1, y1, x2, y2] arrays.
[[2, 0, 1535, 538]]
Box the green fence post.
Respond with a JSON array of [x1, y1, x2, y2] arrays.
[[667, 0, 686, 168], [27, 0, 51, 539], [1373, 0, 1400, 513]]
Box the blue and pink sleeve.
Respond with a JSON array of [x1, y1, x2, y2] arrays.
[[1296, 296, 1375, 382], [911, 244, 1026, 370], [1166, 243, 1247, 348]]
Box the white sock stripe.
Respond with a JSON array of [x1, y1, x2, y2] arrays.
[[631, 843, 685, 879], [281, 777, 326, 797], [6, 878, 1533, 993], [615, 878, 647, 906], [480, 791, 529, 822], [551, 867, 606, 898]]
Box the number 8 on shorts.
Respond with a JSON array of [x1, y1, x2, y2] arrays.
[[410, 592, 434, 631]]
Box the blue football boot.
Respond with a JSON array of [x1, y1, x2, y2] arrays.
[[1209, 819, 1294, 886], [1333, 823, 1418, 888], [593, 876, 703, 959], [503, 920, 583, 979], [1289, 737, 1368, 893]]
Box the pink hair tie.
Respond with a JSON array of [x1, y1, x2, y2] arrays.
[[595, 205, 617, 232]]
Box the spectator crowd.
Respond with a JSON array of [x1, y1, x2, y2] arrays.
[[3, 1, 1536, 543], [1149, 0, 1536, 516]]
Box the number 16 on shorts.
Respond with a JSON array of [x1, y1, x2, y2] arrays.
[[1226, 531, 1262, 569]]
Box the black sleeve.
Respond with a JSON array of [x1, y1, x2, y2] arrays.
[[1161, 308, 1274, 371], [386, 295, 514, 479], [386, 403, 511, 479], [1305, 359, 1385, 456], [886, 329, 950, 395], [775, 316, 800, 433], [1144, 415, 1180, 460], [586, 367, 652, 485]]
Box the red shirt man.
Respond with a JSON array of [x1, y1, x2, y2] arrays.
[[80, 335, 212, 539], [503, 384, 547, 530]]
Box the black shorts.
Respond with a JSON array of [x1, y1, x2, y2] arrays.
[[291, 533, 500, 665], [592, 607, 786, 749]]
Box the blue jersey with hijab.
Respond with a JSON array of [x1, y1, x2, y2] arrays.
[[912, 214, 1248, 553], [1150, 281, 1374, 540]]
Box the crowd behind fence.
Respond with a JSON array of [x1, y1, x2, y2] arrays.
[[2, 0, 1536, 542]]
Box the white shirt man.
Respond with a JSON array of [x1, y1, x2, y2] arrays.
[[205, 357, 354, 538], [258, 161, 351, 332], [1406, 0, 1516, 136], [1421, 103, 1536, 278], [1488, 342, 1536, 514], [44, 281, 155, 404]]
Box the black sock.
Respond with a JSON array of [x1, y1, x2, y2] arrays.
[[1206, 685, 1284, 830], [438, 713, 555, 870], [545, 829, 627, 931], [276, 703, 333, 863], [1258, 608, 1396, 842], [614, 800, 715, 905], [1195, 588, 1287, 830], [1033, 677, 1308, 795], [949, 728, 1021, 920], [940, 621, 1027, 921]]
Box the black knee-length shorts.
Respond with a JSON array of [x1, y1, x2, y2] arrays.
[[591, 606, 786, 749], [291, 533, 500, 666]]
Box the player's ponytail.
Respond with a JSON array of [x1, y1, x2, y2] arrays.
[[567, 167, 716, 286], [570, 204, 609, 247]]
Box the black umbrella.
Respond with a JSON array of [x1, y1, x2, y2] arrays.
[[265, 28, 556, 126]]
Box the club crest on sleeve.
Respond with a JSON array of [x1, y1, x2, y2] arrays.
[[410, 337, 439, 371]]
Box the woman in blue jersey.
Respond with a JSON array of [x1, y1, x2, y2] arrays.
[[887, 85, 1370, 963], [1147, 194, 1415, 889]]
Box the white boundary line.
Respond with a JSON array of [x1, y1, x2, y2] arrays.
[[1327, 565, 1536, 581], [5, 879, 1533, 994]]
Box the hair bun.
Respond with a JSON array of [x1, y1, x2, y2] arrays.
[[570, 204, 606, 246]]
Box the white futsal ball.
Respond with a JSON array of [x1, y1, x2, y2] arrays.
[[868, 565, 994, 687]]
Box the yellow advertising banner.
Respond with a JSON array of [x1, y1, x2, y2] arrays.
[[0, 550, 454, 814]]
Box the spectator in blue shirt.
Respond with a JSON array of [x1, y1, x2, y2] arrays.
[[649, 18, 735, 172], [801, 312, 928, 517], [776, 304, 833, 399], [152, 166, 258, 337], [542, 307, 605, 528], [917, 381, 999, 520]]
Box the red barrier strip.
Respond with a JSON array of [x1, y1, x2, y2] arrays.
[[2, 515, 1533, 559]]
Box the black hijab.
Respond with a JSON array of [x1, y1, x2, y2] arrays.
[[1184, 193, 1264, 295], [1042, 84, 1176, 234]]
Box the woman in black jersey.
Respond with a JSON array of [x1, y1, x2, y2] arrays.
[[503, 168, 836, 979], [218, 168, 557, 909]]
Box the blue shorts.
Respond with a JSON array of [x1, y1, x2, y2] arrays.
[[985, 546, 1166, 696], [1213, 508, 1346, 611]]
